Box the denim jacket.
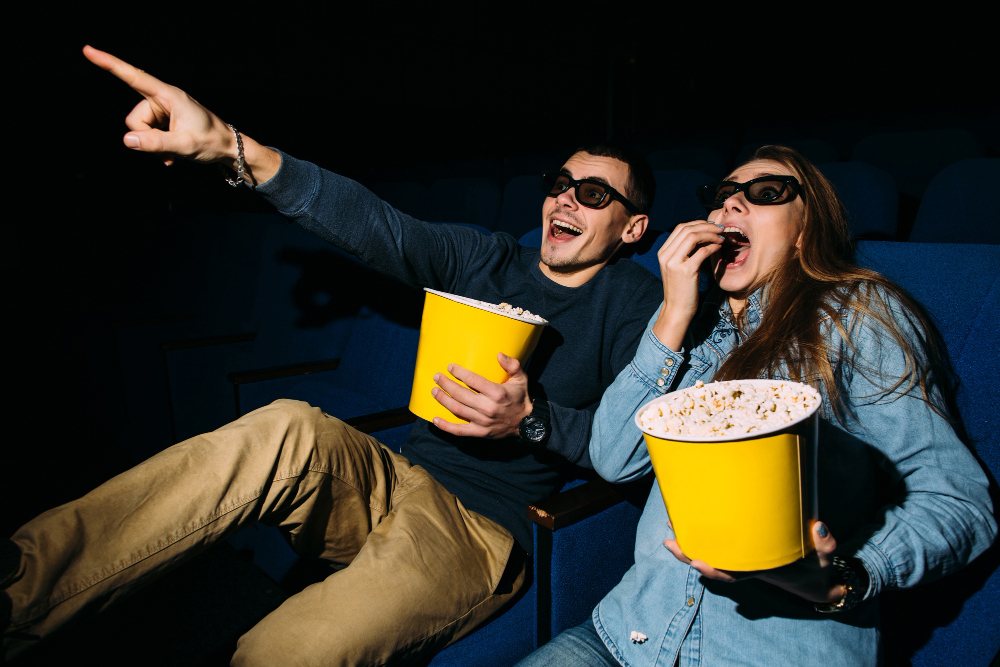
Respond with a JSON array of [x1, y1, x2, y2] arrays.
[[588, 289, 996, 667]]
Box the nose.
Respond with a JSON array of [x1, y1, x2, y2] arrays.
[[554, 186, 579, 208], [722, 189, 748, 215]]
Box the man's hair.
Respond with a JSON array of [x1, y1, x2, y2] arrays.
[[576, 143, 656, 215]]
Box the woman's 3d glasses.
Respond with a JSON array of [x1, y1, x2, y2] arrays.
[[697, 175, 802, 211]]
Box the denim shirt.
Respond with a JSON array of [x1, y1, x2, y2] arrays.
[[588, 290, 996, 667]]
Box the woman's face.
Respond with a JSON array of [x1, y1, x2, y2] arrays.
[[709, 159, 806, 300]]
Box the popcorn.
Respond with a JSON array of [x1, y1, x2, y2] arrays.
[[638, 379, 820, 439], [481, 300, 545, 323]]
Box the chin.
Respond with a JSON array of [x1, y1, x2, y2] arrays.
[[717, 273, 754, 295]]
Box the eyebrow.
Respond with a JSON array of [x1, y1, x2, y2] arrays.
[[722, 171, 782, 182], [559, 168, 613, 187]]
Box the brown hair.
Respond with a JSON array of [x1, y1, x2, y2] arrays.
[[713, 145, 951, 421]]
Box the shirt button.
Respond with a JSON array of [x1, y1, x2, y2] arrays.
[[686, 597, 695, 607], [656, 378, 665, 387], [660, 367, 670, 375], [665, 358, 674, 367]]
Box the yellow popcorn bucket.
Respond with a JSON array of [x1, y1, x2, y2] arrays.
[[409, 288, 548, 424], [636, 380, 820, 571]]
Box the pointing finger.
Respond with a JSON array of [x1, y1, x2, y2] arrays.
[[83, 45, 172, 100]]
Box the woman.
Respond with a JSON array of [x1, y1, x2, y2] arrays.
[[518, 146, 997, 666]]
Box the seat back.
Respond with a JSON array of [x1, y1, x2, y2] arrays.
[[649, 168, 713, 233], [427, 176, 502, 230], [851, 128, 986, 200], [855, 240, 1000, 666], [497, 174, 544, 238], [909, 158, 1000, 243], [819, 161, 900, 240]]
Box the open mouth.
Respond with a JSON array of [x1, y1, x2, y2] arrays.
[[551, 220, 583, 238], [720, 227, 750, 264]]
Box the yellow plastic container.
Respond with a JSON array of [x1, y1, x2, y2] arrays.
[[636, 380, 820, 571], [409, 289, 548, 424]]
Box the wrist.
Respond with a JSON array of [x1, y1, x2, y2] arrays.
[[518, 398, 551, 445], [814, 556, 869, 613]]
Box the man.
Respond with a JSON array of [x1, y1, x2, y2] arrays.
[[1, 46, 663, 665]]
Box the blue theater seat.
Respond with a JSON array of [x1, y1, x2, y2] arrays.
[[854, 241, 1000, 666], [909, 158, 1000, 243]]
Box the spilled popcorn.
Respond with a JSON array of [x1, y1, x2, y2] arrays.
[[638, 379, 820, 439]]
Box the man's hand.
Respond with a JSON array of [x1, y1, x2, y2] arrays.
[[83, 45, 281, 181], [663, 520, 848, 604], [430, 353, 533, 439]]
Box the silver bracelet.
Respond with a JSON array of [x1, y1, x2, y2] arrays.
[[225, 123, 246, 187]]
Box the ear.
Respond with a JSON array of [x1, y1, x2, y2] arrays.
[[794, 229, 804, 250], [621, 214, 649, 245]]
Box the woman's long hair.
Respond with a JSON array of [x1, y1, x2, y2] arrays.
[[713, 145, 952, 421]]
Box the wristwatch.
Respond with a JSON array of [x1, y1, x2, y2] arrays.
[[518, 399, 551, 445], [814, 555, 869, 613]]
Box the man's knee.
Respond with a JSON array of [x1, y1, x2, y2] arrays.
[[240, 399, 384, 465], [239, 399, 338, 445]]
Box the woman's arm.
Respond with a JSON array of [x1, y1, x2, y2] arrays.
[[836, 295, 997, 597]]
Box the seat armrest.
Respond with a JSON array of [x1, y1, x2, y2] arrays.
[[344, 407, 417, 433], [528, 475, 652, 531]]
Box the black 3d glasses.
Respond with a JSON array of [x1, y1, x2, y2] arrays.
[[697, 175, 802, 211]]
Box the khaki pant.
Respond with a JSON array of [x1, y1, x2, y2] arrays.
[[4, 399, 525, 666]]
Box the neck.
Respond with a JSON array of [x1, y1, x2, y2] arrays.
[[728, 295, 747, 319]]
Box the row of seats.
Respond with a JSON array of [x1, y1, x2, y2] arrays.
[[370, 157, 1000, 244], [88, 159, 999, 663], [113, 147, 998, 456], [213, 227, 999, 666]]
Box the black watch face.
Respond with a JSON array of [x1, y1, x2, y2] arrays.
[[520, 416, 548, 443]]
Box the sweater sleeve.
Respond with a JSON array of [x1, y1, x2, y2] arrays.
[[543, 273, 664, 469], [254, 150, 493, 291]]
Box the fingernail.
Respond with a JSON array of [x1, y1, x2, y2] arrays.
[[433, 373, 440, 382], [124, 134, 140, 148], [431, 388, 438, 397], [447, 364, 455, 373], [816, 522, 829, 538]]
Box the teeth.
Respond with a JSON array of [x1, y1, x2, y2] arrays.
[[722, 227, 750, 244], [553, 220, 583, 235]]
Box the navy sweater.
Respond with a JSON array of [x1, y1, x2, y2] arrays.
[[257, 153, 662, 551]]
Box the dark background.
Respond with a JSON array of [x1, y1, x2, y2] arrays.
[[3, 12, 997, 533]]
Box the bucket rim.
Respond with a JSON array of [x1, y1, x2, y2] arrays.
[[423, 288, 549, 326], [635, 378, 821, 443]]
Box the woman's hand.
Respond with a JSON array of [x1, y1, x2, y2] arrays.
[[651, 220, 724, 350], [83, 45, 281, 182], [663, 521, 850, 605]]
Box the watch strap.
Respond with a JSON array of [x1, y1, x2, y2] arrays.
[[814, 555, 868, 613]]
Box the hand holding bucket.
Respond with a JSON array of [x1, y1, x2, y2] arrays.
[[409, 289, 548, 424], [636, 379, 821, 571]]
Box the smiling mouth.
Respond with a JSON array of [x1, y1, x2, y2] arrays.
[[551, 220, 583, 237], [720, 227, 750, 264]]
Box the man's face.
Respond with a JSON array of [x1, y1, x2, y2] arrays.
[[538, 152, 640, 285]]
